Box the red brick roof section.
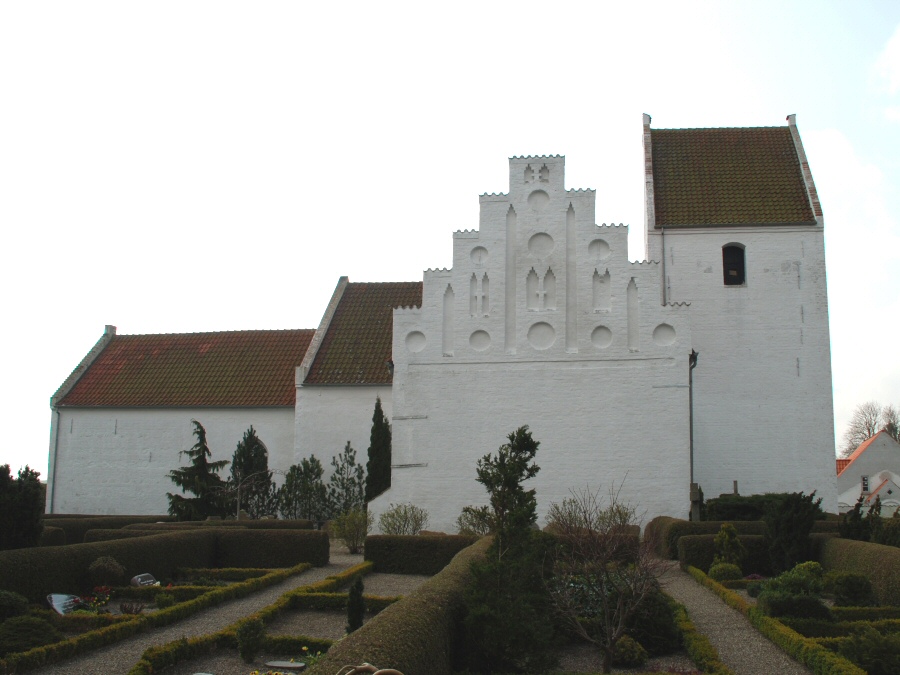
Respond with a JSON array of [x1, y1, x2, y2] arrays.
[[837, 431, 886, 477], [59, 329, 315, 407], [836, 459, 851, 475], [651, 126, 816, 227], [304, 282, 423, 385]]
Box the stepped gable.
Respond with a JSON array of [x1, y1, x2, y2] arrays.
[[58, 329, 315, 407], [304, 282, 423, 385], [651, 126, 816, 227]]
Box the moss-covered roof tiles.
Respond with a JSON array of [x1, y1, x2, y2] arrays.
[[304, 282, 423, 385], [651, 126, 816, 228], [59, 329, 315, 407]]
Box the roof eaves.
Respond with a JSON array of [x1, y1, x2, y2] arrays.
[[51, 325, 117, 408]]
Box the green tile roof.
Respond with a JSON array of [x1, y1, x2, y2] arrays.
[[651, 126, 816, 228], [59, 329, 315, 407], [304, 282, 423, 385]]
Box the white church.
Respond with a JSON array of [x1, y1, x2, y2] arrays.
[[48, 115, 839, 529]]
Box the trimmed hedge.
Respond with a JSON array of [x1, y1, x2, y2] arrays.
[[0, 529, 329, 602], [307, 536, 491, 675], [677, 534, 772, 575], [364, 535, 477, 574], [214, 530, 328, 568], [705, 493, 830, 522], [686, 566, 866, 675], [669, 599, 733, 674], [646, 516, 839, 560], [123, 519, 314, 531], [83, 529, 171, 543], [819, 537, 900, 606], [38, 527, 65, 547], [780, 617, 900, 639], [42, 516, 174, 545]]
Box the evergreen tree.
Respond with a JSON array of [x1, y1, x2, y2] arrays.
[[227, 426, 272, 518], [327, 442, 365, 517], [167, 420, 229, 521], [365, 396, 391, 502], [0, 465, 44, 550], [279, 455, 328, 521], [346, 576, 365, 633]]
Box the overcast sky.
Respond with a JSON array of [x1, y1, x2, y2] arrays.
[[2, 1, 898, 479]]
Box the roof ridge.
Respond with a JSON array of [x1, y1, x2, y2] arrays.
[[114, 328, 314, 338]]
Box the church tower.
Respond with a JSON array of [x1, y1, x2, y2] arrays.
[[644, 114, 837, 505]]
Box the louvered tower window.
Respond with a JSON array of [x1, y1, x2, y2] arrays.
[[723, 245, 746, 286]]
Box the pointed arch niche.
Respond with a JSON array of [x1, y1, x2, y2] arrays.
[[593, 269, 611, 311], [442, 284, 455, 356]]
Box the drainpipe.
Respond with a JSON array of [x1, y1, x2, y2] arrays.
[[49, 407, 61, 514], [689, 350, 699, 520]]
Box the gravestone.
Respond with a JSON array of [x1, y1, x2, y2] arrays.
[[47, 593, 80, 615], [264, 661, 306, 671], [130, 573, 159, 587]]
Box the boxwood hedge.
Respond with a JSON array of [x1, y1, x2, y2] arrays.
[[819, 537, 900, 606], [364, 535, 478, 574], [41, 516, 174, 545]]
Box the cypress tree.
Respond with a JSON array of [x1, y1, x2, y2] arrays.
[[167, 420, 229, 521], [365, 396, 391, 502]]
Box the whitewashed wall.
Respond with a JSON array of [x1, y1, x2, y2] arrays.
[[47, 407, 295, 515], [294, 385, 392, 474], [647, 225, 838, 509], [372, 156, 693, 533]]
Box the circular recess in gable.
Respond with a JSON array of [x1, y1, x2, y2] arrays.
[[589, 238, 611, 261], [591, 325, 613, 349], [469, 330, 491, 351], [528, 232, 555, 258], [470, 246, 488, 266], [527, 189, 550, 211], [405, 331, 426, 353], [652, 323, 676, 346], [527, 322, 556, 350]]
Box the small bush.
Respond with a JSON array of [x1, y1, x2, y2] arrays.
[[378, 503, 429, 535], [118, 601, 145, 615], [712, 522, 745, 567], [236, 616, 265, 663], [456, 505, 494, 536], [768, 561, 825, 596], [346, 576, 365, 633], [0, 590, 29, 621], [839, 625, 900, 675], [764, 491, 822, 573], [0, 616, 63, 657], [757, 590, 832, 620], [154, 592, 175, 609], [625, 588, 680, 656], [88, 555, 126, 587], [332, 509, 373, 554], [747, 581, 763, 598], [708, 563, 743, 582], [612, 634, 648, 667], [828, 572, 876, 607]]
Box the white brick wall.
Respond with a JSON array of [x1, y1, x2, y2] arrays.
[[48, 407, 294, 515]]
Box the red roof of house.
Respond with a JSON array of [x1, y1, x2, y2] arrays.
[[304, 282, 423, 385], [837, 431, 888, 477], [58, 329, 315, 407], [836, 459, 851, 475], [650, 126, 816, 228]]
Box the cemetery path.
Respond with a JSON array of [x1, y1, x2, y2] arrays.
[[658, 562, 814, 675], [38, 551, 364, 675]]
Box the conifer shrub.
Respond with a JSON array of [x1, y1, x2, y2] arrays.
[[708, 562, 743, 582], [839, 625, 900, 675], [757, 590, 833, 620], [0, 590, 28, 621], [712, 522, 745, 568], [826, 572, 876, 607], [89, 556, 126, 587], [346, 576, 365, 633], [236, 616, 265, 663], [624, 589, 680, 656], [0, 616, 63, 657], [611, 634, 647, 667], [764, 491, 822, 574]]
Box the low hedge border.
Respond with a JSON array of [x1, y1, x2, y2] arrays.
[[669, 599, 734, 674], [126, 562, 374, 674], [779, 617, 900, 639], [42, 516, 175, 545], [176, 567, 272, 581], [0, 562, 312, 673], [685, 566, 866, 675], [832, 606, 900, 621], [285, 592, 400, 613], [123, 519, 314, 531], [82, 529, 170, 543], [306, 536, 492, 675], [364, 534, 478, 574]]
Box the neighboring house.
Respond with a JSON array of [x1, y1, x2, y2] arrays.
[[836, 430, 900, 514], [50, 115, 839, 528]]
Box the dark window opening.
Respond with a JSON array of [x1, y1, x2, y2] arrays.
[[723, 245, 745, 286], [862, 475, 869, 492]]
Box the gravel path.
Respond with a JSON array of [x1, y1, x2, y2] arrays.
[[39, 552, 362, 675], [658, 562, 813, 675]]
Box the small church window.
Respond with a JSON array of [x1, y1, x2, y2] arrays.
[[861, 475, 869, 492], [723, 244, 745, 286]]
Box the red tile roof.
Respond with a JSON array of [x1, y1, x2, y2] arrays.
[[304, 282, 423, 385], [58, 329, 315, 407], [650, 126, 816, 228], [836, 458, 851, 475], [837, 430, 888, 477]]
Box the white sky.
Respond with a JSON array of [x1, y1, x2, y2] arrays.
[[2, 1, 899, 478]]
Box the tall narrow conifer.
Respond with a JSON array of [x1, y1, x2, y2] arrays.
[[365, 396, 391, 502]]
